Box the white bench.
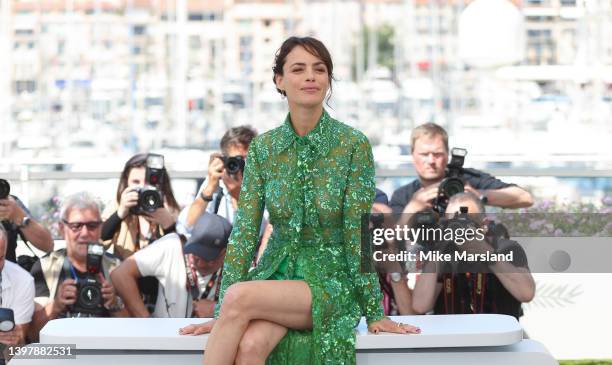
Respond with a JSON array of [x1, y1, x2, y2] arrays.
[[10, 314, 557, 364]]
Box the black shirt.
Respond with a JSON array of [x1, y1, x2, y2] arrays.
[[389, 168, 514, 216], [433, 242, 529, 319]]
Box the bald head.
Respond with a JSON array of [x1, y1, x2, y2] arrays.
[[446, 192, 485, 216]]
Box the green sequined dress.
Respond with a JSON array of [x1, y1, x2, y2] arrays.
[[214, 110, 385, 364]]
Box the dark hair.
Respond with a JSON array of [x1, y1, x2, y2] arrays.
[[220, 126, 258, 155], [116, 153, 180, 212], [272, 36, 334, 105]]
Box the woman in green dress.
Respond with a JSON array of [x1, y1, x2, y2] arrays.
[[180, 36, 420, 364]]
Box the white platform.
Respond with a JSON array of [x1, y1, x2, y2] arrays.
[[9, 315, 557, 364]]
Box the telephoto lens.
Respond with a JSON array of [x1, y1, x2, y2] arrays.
[[0, 179, 10, 199]]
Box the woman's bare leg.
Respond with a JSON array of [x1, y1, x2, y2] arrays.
[[203, 280, 312, 365], [234, 320, 288, 365]]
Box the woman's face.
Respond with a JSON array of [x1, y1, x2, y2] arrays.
[[127, 166, 146, 189], [275, 46, 329, 108]]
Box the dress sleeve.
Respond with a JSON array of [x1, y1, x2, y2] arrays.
[[343, 134, 385, 324], [214, 138, 265, 318]]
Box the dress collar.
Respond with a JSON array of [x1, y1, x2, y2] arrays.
[[272, 109, 334, 157]]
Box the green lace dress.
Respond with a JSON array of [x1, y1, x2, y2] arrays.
[[214, 110, 385, 364]]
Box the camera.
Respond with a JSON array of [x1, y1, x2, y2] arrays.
[[221, 156, 245, 175], [438, 206, 480, 236], [0, 178, 9, 200], [432, 148, 467, 213], [130, 153, 165, 215], [0, 308, 15, 332], [71, 243, 105, 315]]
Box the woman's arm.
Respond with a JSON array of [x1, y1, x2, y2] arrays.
[[214, 139, 265, 317], [101, 211, 122, 241], [342, 134, 385, 324]]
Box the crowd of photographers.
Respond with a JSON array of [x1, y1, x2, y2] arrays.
[[0, 122, 536, 360]]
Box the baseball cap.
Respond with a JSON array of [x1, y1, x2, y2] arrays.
[[183, 212, 232, 261]]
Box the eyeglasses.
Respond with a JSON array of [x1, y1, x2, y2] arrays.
[[62, 220, 103, 232]]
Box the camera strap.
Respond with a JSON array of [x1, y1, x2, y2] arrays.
[[212, 187, 223, 215], [442, 273, 487, 314], [17, 229, 40, 259], [178, 234, 200, 301], [62, 258, 78, 282]]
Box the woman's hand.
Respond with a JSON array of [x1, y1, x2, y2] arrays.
[[368, 318, 421, 335], [117, 187, 139, 219], [179, 319, 216, 336]]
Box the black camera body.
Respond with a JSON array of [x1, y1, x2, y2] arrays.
[[432, 148, 467, 213], [130, 186, 163, 214], [130, 153, 165, 215], [71, 244, 105, 315], [0, 178, 10, 200], [221, 156, 245, 175]]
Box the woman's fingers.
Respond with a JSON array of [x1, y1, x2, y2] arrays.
[[368, 320, 421, 335], [193, 324, 212, 335], [178, 320, 215, 336], [178, 324, 197, 335]]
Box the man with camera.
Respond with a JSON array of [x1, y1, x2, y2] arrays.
[[411, 192, 535, 318], [29, 192, 128, 341], [180, 126, 256, 230], [390, 123, 533, 216], [178, 126, 271, 261], [0, 179, 54, 265], [112, 212, 231, 318], [0, 224, 34, 361]]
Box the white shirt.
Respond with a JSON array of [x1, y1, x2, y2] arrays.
[[133, 234, 219, 318], [177, 180, 268, 237], [1, 260, 35, 325]]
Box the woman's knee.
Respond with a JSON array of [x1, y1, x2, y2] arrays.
[[219, 283, 253, 320], [235, 330, 268, 365]]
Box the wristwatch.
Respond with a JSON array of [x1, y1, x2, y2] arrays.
[[17, 216, 31, 229], [106, 297, 125, 313], [390, 272, 404, 283], [479, 192, 488, 205], [200, 191, 214, 202]]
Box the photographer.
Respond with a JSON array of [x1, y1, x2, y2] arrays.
[[181, 126, 256, 229], [177, 126, 271, 261], [101, 153, 180, 259], [0, 179, 53, 263], [112, 213, 231, 318], [411, 192, 535, 318], [29, 192, 128, 341], [390, 123, 533, 216], [0, 224, 34, 361], [371, 189, 415, 315]]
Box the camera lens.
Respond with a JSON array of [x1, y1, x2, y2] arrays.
[[78, 281, 103, 309], [442, 178, 464, 197], [0, 179, 10, 200], [225, 157, 245, 175], [0, 308, 15, 332], [139, 188, 163, 213]]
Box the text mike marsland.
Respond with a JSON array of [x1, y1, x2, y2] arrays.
[[373, 250, 514, 264]]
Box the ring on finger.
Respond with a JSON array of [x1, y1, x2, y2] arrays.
[[396, 322, 402, 328]]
